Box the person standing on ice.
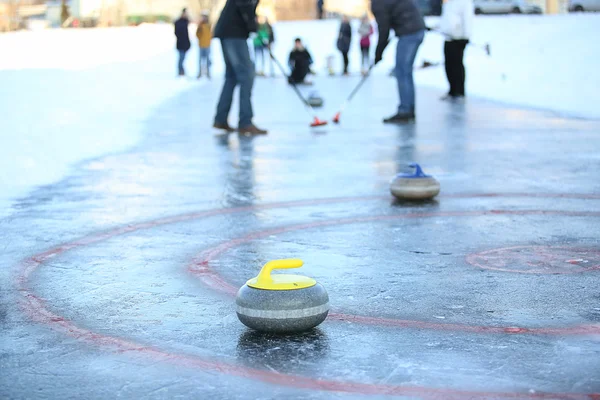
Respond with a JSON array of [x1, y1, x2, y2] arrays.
[[288, 38, 314, 85], [337, 15, 352, 75], [253, 17, 270, 76], [317, 0, 325, 19], [372, 0, 426, 123], [358, 14, 373, 75], [196, 12, 212, 79], [438, 0, 474, 100], [213, 0, 267, 135], [174, 8, 191, 77], [264, 17, 276, 77]]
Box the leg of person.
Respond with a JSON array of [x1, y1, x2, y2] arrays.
[[178, 50, 186, 76], [342, 51, 349, 74], [200, 48, 211, 78], [443, 41, 453, 96], [206, 47, 212, 78], [361, 46, 369, 72], [386, 30, 425, 122], [268, 46, 275, 77], [289, 66, 301, 84], [228, 39, 265, 134], [404, 30, 424, 111], [295, 64, 309, 83], [447, 40, 462, 97], [254, 45, 263, 75], [360, 46, 365, 70], [456, 40, 468, 97], [196, 47, 204, 79], [214, 40, 238, 131]]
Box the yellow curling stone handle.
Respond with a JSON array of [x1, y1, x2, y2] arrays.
[[247, 259, 317, 291]]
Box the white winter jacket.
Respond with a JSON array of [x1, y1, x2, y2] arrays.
[[439, 0, 474, 40]]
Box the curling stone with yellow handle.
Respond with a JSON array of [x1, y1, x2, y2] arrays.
[[236, 259, 329, 333], [390, 163, 440, 200]]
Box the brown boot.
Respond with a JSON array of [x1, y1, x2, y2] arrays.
[[238, 124, 268, 135], [213, 122, 235, 133]]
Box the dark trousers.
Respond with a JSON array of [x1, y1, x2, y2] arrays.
[[444, 39, 469, 97], [289, 64, 309, 84], [341, 51, 349, 74], [360, 45, 369, 69]]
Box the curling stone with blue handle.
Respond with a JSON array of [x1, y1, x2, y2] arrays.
[[236, 259, 329, 333], [390, 163, 440, 200]]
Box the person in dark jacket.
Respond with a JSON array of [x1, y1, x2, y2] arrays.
[[288, 38, 313, 84], [213, 0, 267, 135], [337, 15, 352, 75], [372, 0, 426, 123], [317, 0, 324, 19], [174, 8, 191, 76]]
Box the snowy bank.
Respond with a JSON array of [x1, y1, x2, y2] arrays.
[[0, 24, 195, 217]]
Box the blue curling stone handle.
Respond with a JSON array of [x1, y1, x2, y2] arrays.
[[396, 163, 431, 179]]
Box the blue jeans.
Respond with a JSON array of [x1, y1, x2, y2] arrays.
[[395, 30, 425, 113], [215, 39, 255, 128], [199, 47, 211, 75], [177, 50, 187, 75]]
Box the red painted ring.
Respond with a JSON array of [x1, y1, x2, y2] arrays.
[[17, 194, 600, 399], [189, 209, 600, 336]]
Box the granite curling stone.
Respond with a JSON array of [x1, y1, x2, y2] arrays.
[[307, 91, 324, 108], [236, 259, 329, 333], [390, 163, 440, 200]]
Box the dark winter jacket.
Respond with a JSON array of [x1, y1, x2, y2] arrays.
[[288, 48, 313, 71], [174, 17, 191, 51], [213, 0, 259, 39], [371, 0, 425, 58], [337, 21, 352, 53]]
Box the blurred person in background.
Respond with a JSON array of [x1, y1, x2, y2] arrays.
[[372, 0, 425, 123], [196, 12, 212, 79], [253, 17, 270, 76], [438, 0, 474, 100], [174, 8, 191, 76], [264, 17, 276, 77], [358, 14, 373, 75], [213, 0, 267, 135], [317, 0, 325, 19], [288, 38, 314, 84], [337, 15, 352, 75]]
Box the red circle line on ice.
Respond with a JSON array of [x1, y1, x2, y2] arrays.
[[466, 246, 600, 274], [17, 193, 600, 400], [189, 210, 600, 336]]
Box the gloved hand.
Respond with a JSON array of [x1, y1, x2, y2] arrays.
[[374, 52, 383, 65], [425, 26, 432, 31]]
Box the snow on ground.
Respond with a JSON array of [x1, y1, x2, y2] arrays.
[[0, 24, 196, 217], [1, 14, 599, 217]]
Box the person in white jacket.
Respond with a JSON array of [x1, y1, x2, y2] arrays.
[[439, 0, 474, 100]]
